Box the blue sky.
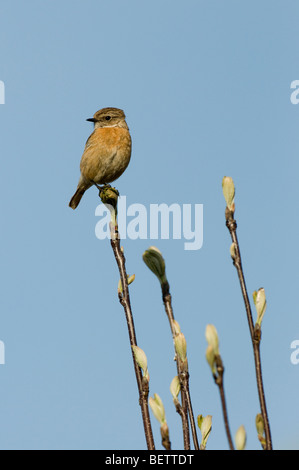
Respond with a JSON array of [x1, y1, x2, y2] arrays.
[[0, 0, 299, 450]]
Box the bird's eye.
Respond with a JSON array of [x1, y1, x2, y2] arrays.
[[105, 116, 111, 121]]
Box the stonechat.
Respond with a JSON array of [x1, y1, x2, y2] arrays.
[[69, 107, 132, 209]]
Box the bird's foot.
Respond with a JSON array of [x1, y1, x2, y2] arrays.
[[92, 182, 112, 193]]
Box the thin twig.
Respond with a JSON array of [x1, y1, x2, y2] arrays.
[[173, 399, 190, 450], [225, 210, 272, 450], [163, 290, 190, 449], [214, 355, 234, 450], [162, 285, 199, 450], [101, 187, 155, 450], [181, 372, 200, 451]]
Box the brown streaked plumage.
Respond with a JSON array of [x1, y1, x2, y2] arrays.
[[69, 107, 132, 209]]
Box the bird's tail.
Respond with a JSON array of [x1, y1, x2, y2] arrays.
[[69, 186, 86, 210]]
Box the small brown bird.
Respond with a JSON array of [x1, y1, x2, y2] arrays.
[[69, 107, 132, 209]]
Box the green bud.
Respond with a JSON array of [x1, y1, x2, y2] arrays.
[[258, 434, 266, 449], [197, 414, 212, 449], [128, 274, 135, 285], [170, 376, 180, 399], [172, 320, 181, 336], [197, 414, 204, 428], [132, 345, 149, 380], [255, 413, 264, 436], [235, 425, 246, 450], [222, 176, 235, 211], [230, 242, 237, 261], [142, 246, 168, 285], [253, 288, 267, 327], [118, 274, 135, 294], [205, 344, 216, 375], [149, 393, 165, 425], [100, 186, 119, 210], [174, 332, 187, 362], [205, 324, 219, 356]]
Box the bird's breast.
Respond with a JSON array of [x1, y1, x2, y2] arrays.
[[80, 126, 132, 184]]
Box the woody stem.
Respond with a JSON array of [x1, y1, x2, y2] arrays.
[[214, 355, 234, 450], [111, 233, 155, 450], [225, 211, 272, 450], [162, 288, 199, 450], [101, 187, 155, 450]]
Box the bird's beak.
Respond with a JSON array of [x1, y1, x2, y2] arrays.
[[86, 118, 97, 122]]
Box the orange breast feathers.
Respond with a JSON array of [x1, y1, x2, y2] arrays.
[[79, 127, 132, 184]]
